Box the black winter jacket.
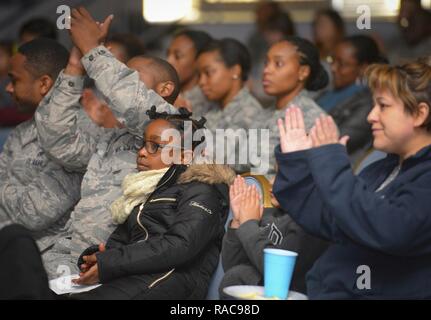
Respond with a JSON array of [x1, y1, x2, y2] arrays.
[[77, 164, 234, 300]]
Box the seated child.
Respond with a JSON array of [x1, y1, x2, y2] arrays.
[[220, 175, 328, 296], [71, 108, 235, 299]]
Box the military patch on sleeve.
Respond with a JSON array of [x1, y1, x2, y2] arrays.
[[189, 201, 213, 215], [268, 222, 283, 246]]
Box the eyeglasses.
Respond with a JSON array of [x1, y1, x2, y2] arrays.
[[142, 139, 183, 154]]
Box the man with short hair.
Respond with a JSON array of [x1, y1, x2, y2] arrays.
[[0, 38, 89, 256]]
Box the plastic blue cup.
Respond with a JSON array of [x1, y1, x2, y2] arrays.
[[264, 248, 298, 299]]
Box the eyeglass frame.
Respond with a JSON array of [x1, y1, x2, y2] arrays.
[[141, 139, 184, 155]]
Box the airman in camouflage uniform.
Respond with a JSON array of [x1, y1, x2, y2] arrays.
[[36, 46, 178, 278], [0, 39, 92, 266], [253, 90, 326, 178], [203, 87, 263, 173]]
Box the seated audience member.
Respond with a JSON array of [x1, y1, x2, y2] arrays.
[[317, 35, 387, 162], [220, 175, 328, 296], [0, 39, 85, 257], [167, 29, 212, 117], [69, 108, 234, 299], [312, 8, 345, 95], [36, 8, 182, 278], [197, 38, 262, 132], [313, 9, 345, 65], [197, 38, 263, 173], [248, 11, 296, 107], [257, 36, 327, 177], [273, 57, 431, 299]]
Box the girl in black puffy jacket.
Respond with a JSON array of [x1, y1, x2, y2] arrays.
[[72, 108, 235, 299]]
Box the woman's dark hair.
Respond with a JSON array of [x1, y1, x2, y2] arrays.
[[282, 36, 329, 91], [265, 11, 296, 37], [314, 9, 345, 37], [173, 29, 213, 58], [343, 35, 388, 65], [18, 38, 69, 80], [146, 106, 206, 150], [199, 38, 251, 81]]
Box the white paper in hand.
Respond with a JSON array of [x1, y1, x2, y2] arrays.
[[49, 274, 102, 295]]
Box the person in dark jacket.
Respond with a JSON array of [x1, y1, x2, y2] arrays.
[[71, 107, 235, 299], [219, 175, 328, 296], [317, 35, 388, 163], [273, 57, 431, 299]]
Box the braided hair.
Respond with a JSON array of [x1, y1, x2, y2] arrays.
[[146, 106, 207, 150]]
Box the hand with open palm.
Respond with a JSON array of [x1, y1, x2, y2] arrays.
[[229, 175, 247, 228], [309, 115, 349, 147], [277, 106, 312, 153]]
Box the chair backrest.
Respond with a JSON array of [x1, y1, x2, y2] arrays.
[[205, 175, 266, 300], [243, 174, 273, 208]]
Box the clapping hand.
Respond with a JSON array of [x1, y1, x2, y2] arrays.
[[277, 106, 312, 153], [229, 176, 263, 228], [229, 175, 247, 228], [309, 115, 349, 147], [238, 184, 263, 225]]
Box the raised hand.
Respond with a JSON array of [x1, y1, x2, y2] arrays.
[[310, 115, 349, 148], [277, 106, 312, 153], [70, 7, 113, 54]]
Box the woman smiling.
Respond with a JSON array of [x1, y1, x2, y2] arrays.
[[273, 57, 431, 299]]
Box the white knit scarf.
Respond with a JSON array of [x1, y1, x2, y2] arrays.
[[110, 167, 169, 224]]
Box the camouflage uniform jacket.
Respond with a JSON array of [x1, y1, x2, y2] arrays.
[[203, 87, 263, 173], [0, 118, 82, 253]]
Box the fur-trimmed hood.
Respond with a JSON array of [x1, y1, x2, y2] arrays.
[[177, 164, 236, 186]]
